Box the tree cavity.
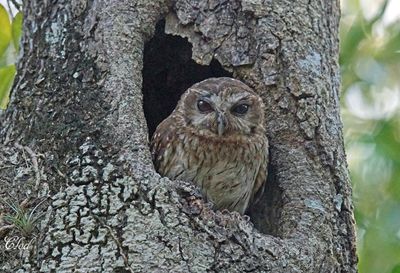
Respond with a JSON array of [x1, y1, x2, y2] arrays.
[[142, 20, 232, 137]]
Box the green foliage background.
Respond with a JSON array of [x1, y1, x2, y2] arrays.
[[0, 3, 21, 109], [341, 0, 400, 272], [0, 1, 399, 272]]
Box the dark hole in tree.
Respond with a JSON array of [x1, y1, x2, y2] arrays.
[[142, 20, 232, 137], [247, 163, 283, 236], [142, 20, 281, 236]]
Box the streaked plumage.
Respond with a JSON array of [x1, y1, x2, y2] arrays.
[[150, 77, 268, 214]]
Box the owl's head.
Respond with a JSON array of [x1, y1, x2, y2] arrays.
[[176, 77, 266, 137]]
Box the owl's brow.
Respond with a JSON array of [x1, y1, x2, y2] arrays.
[[227, 93, 252, 104], [194, 89, 219, 103], [191, 88, 210, 96], [238, 95, 252, 101]]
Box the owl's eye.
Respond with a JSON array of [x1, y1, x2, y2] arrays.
[[231, 104, 249, 115], [197, 100, 213, 113]]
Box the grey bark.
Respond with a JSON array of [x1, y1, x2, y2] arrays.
[[0, 0, 357, 272]]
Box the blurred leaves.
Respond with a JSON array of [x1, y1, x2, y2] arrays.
[[340, 0, 400, 273], [392, 265, 400, 273], [12, 12, 22, 52], [0, 65, 16, 108], [0, 4, 12, 58], [0, 3, 21, 109]]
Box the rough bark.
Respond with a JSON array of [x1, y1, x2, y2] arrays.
[[0, 0, 357, 272]]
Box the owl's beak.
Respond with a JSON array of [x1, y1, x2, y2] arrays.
[[216, 112, 226, 136]]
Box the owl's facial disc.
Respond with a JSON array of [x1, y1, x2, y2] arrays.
[[195, 97, 227, 136], [196, 94, 253, 136], [180, 81, 265, 137]]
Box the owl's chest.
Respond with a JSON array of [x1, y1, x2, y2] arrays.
[[165, 132, 260, 182], [158, 132, 264, 213]]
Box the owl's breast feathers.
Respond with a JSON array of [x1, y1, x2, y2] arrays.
[[151, 114, 268, 214]]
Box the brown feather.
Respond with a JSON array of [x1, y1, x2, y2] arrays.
[[150, 77, 269, 214]]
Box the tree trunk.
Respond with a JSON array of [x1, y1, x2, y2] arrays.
[[0, 0, 357, 272]]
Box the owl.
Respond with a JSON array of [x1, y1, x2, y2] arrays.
[[150, 77, 268, 214]]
